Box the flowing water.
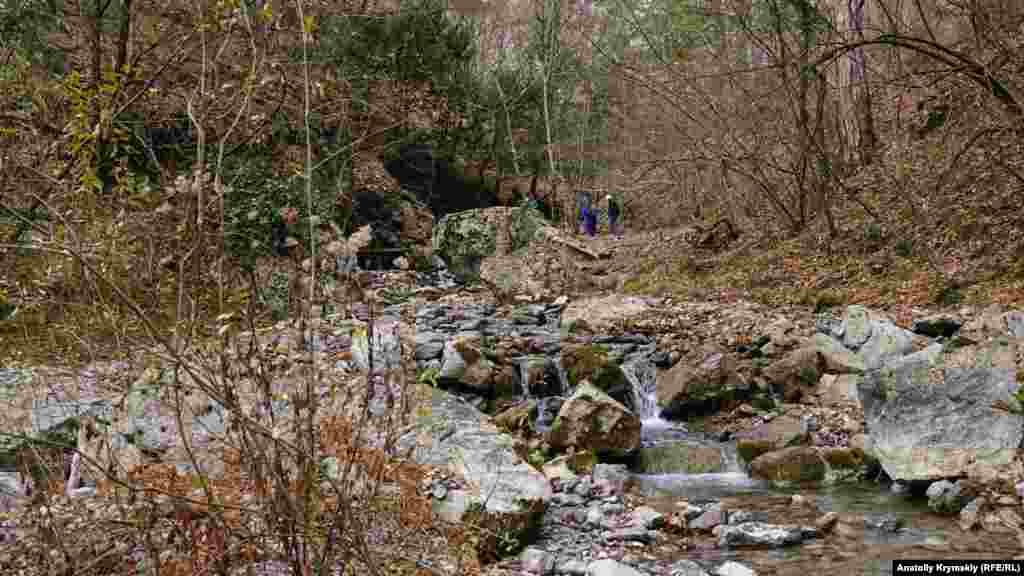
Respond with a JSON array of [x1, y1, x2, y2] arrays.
[[517, 357, 569, 433], [618, 357, 1024, 575]]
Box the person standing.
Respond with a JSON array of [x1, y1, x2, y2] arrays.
[[606, 194, 621, 237], [583, 204, 597, 237]]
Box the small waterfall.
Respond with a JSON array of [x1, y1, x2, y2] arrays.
[[554, 360, 569, 394], [535, 397, 551, 433], [621, 358, 666, 427], [516, 359, 530, 397], [719, 440, 746, 474], [517, 357, 555, 432]]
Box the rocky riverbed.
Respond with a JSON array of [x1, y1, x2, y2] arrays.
[[5, 253, 1024, 575]]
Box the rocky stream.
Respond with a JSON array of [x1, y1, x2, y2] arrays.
[[4, 251, 1024, 576]]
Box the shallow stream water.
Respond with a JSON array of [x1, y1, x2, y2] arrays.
[[635, 477, 1023, 575], [617, 358, 1023, 575]]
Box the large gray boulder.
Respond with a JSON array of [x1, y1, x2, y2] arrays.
[[815, 305, 916, 371], [858, 337, 1023, 481], [432, 206, 545, 281], [398, 385, 551, 557]]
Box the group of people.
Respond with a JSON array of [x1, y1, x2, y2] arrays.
[[579, 194, 622, 238]]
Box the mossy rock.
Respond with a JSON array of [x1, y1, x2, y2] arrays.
[[566, 450, 598, 474], [750, 393, 776, 412], [736, 439, 775, 466], [508, 207, 547, 251], [821, 447, 865, 469], [733, 414, 807, 465], [494, 400, 538, 435], [635, 442, 724, 474], [464, 497, 545, 563], [749, 446, 827, 485], [560, 344, 633, 410], [561, 344, 611, 387]]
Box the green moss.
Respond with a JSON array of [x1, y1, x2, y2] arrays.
[[463, 498, 545, 562], [562, 344, 610, 388], [549, 417, 563, 436], [798, 366, 819, 385], [736, 439, 774, 465], [821, 447, 864, 469], [567, 450, 597, 474], [527, 449, 546, 468], [592, 364, 627, 393], [750, 393, 775, 412], [635, 443, 724, 474]]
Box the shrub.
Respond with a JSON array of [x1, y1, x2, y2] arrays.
[[863, 222, 883, 242], [935, 285, 962, 306]]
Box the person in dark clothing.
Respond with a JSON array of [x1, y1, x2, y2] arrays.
[[606, 194, 621, 237], [583, 205, 597, 236]]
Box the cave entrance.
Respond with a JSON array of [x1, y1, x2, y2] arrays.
[[356, 248, 404, 271]]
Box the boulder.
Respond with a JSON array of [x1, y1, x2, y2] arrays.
[[814, 373, 861, 404], [734, 414, 806, 466], [432, 206, 544, 281], [926, 480, 966, 515], [508, 205, 549, 252], [820, 446, 867, 483], [761, 348, 824, 403], [592, 463, 631, 494], [414, 331, 446, 362], [820, 305, 917, 370], [748, 446, 828, 485], [587, 559, 646, 576], [432, 209, 498, 281], [398, 385, 551, 559], [439, 337, 495, 392], [809, 334, 866, 374], [547, 382, 641, 459], [717, 522, 807, 548], [657, 348, 747, 418], [858, 338, 1023, 481], [634, 442, 725, 474], [493, 400, 539, 436], [560, 344, 633, 411]]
